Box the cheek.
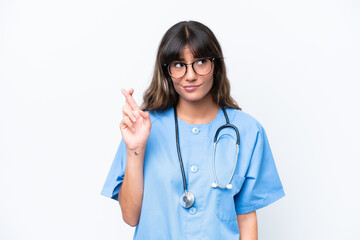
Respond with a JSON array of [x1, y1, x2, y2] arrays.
[[172, 81, 180, 86], [204, 77, 214, 89], [171, 80, 181, 93]]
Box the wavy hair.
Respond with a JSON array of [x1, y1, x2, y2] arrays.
[[140, 20, 241, 111]]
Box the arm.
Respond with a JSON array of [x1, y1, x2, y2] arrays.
[[237, 211, 258, 240], [118, 147, 145, 227], [118, 88, 151, 227]]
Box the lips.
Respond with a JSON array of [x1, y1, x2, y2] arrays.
[[182, 84, 201, 92]]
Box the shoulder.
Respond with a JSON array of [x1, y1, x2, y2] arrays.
[[144, 108, 174, 143], [225, 108, 267, 147], [146, 108, 173, 126], [225, 108, 264, 132]]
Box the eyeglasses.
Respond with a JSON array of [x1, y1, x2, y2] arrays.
[[164, 58, 215, 79]]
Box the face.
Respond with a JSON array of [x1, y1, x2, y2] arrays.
[[169, 46, 214, 104]]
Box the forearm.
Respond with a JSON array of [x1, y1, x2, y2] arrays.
[[118, 147, 145, 227], [238, 211, 258, 240]]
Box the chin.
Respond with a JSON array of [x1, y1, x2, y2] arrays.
[[179, 92, 209, 103], [183, 97, 203, 103]]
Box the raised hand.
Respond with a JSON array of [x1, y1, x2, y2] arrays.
[[120, 88, 152, 151]]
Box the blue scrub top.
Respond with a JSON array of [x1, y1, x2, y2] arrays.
[[101, 107, 285, 240]]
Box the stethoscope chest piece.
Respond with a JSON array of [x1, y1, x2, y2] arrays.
[[180, 191, 194, 208]]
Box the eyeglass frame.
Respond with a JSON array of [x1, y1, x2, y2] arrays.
[[163, 57, 216, 79]]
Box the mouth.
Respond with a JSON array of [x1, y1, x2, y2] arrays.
[[182, 84, 202, 92]]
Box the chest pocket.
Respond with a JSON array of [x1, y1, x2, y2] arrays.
[[216, 174, 246, 221]]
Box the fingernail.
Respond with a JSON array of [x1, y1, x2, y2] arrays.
[[132, 128, 135, 132], [132, 117, 136, 122]]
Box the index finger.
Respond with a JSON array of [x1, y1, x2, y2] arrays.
[[121, 88, 139, 110]]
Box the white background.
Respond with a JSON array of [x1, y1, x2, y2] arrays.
[[1, 0, 360, 239]]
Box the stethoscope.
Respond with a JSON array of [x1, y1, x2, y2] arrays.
[[174, 106, 240, 209]]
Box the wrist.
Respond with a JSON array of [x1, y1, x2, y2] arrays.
[[127, 146, 146, 154]]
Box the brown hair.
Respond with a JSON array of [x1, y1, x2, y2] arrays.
[[140, 20, 241, 111]]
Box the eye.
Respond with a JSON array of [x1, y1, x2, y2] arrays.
[[195, 59, 210, 68], [173, 62, 184, 68], [196, 59, 208, 65]]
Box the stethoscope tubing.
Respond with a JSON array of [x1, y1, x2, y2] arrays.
[[174, 106, 240, 208], [174, 108, 188, 193]]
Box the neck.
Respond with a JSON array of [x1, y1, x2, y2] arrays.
[[176, 93, 219, 124]]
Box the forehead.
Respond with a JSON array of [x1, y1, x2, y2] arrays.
[[164, 42, 212, 64], [177, 45, 203, 61], [179, 46, 195, 60]]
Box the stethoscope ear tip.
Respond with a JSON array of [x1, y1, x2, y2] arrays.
[[212, 183, 233, 189]]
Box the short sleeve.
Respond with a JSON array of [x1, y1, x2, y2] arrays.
[[100, 139, 127, 201], [234, 124, 285, 214]]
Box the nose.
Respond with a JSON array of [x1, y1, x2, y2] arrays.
[[184, 65, 197, 81]]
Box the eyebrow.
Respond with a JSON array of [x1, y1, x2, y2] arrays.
[[173, 57, 204, 62]]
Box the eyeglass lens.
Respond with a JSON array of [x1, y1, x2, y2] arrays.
[[169, 59, 212, 78]]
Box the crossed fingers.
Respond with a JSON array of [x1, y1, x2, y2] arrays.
[[121, 88, 139, 111]]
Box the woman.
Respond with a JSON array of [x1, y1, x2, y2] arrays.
[[101, 20, 285, 240]]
